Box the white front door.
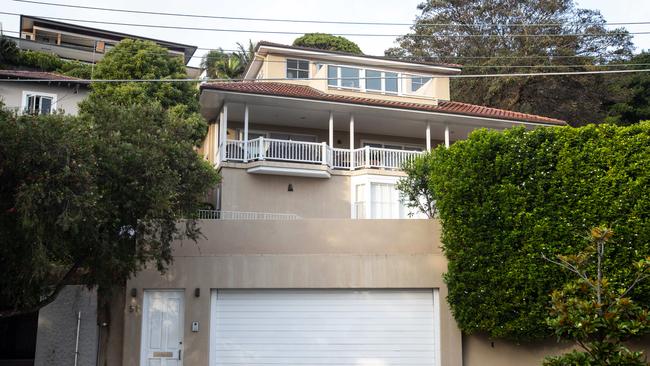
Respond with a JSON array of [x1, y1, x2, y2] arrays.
[[141, 290, 184, 366]]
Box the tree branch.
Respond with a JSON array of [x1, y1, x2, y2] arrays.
[[0, 258, 85, 318]]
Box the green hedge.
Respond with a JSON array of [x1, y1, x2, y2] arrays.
[[423, 123, 650, 341]]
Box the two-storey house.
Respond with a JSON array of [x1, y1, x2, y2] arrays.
[[106, 42, 577, 366]]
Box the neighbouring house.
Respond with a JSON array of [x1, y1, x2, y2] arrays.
[[0, 69, 89, 114], [0, 17, 199, 366], [11, 15, 200, 76], [99, 42, 646, 366]]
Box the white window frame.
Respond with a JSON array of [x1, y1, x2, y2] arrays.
[[241, 129, 318, 142], [351, 175, 424, 219], [21, 91, 57, 115], [361, 139, 424, 152], [408, 74, 433, 93], [326, 63, 407, 95], [286, 58, 310, 80]]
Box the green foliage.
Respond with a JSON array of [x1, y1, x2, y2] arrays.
[[399, 124, 650, 340], [82, 39, 197, 111], [293, 33, 363, 54], [397, 156, 438, 218], [0, 36, 20, 66], [201, 41, 255, 80], [605, 52, 650, 126], [543, 228, 650, 365], [0, 36, 92, 78], [0, 101, 219, 315], [387, 0, 634, 126]]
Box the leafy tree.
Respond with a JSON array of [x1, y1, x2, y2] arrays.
[[0, 101, 219, 317], [387, 0, 634, 126], [542, 227, 650, 365], [397, 156, 437, 218], [0, 38, 219, 317], [605, 52, 650, 125], [398, 123, 650, 340], [84, 39, 198, 111], [201, 48, 245, 79], [293, 33, 363, 54], [0, 36, 20, 66], [235, 40, 256, 67]]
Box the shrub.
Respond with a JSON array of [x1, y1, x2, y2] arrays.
[[293, 33, 363, 54], [403, 123, 650, 340]]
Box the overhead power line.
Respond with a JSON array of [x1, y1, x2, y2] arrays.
[[0, 29, 638, 62], [12, 0, 650, 28], [1, 12, 648, 38], [1, 68, 649, 83]]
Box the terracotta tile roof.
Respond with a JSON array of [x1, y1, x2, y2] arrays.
[[200, 82, 566, 126], [0, 69, 88, 83], [256, 41, 463, 70]]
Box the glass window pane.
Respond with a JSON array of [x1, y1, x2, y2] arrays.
[[297, 70, 309, 79], [287, 59, 297, 69], [385, 72, 398, 92], [340, 67, 359, 88], [40, 97, 52, 115], [328, 66, 338, 86], [366, 70, 381, 90], [298, 60, 309, 70], [287, 70, 297, 79]]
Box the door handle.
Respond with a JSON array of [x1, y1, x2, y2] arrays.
[[178, 349, 181, 360]]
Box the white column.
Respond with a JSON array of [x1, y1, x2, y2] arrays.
[[426, 122, 431, 151], [328, 111, 334, 147], [243, 103, 249, 162], [221, 103, 228, 161], [349, 114, 355, 170], [213, 109, 221, 163], [444, 123, 450, 148]]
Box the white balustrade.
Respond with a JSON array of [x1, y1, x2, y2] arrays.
[[221, 138, 424, 170], [198, 210, 301, 220]]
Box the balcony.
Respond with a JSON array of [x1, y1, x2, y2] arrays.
[[221, 137, 424, 172]]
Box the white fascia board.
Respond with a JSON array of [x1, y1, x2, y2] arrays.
[[247, 165, 331, 178]]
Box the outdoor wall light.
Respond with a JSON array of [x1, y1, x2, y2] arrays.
[[194, 288, 200, 298], [287, 184, 294, 192], [130, 288, 137, 298]]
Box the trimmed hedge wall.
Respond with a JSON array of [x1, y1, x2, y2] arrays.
[[425, 123, 650, 341]]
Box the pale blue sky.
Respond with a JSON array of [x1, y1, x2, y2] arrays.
[[1, 0, 648, 67]]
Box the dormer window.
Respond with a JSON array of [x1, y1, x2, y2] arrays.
[[411, 76, 432, 92], [286, 59, 309, 79], [327, 65, 361, 89]]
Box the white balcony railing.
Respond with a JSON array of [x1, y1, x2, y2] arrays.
[[198, 210, 301, 220], [220, 138, 423, 171]]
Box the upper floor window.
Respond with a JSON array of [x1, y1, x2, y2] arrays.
[[286, 59, 309, 79], [327, 65, 360, 89], [411, 76, 431, 92], [22, 92, 56, 115]]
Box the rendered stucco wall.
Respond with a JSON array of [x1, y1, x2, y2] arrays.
[[463, 333, 650, 366], [119, 219, 463, 366], [0, 81, 88, 115], [34, 285, 98, 366]]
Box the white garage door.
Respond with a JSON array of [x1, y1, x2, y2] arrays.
[[209, 289, 440, 366]]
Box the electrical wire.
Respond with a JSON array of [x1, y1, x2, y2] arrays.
[[1, 30, 639, 62], [1, 68, 649, 83], [1, 12, 648, 38], [12, 0, 650, 28]]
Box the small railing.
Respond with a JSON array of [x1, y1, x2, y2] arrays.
[[219, 138, 424, 171], [198, 210, 301, 220]]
